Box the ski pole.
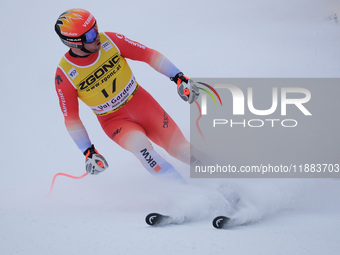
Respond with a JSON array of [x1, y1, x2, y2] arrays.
[[48, 172, 88, 196]]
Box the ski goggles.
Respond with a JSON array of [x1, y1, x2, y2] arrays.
[[84, 24, 99, 44]]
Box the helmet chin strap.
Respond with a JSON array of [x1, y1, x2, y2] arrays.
[[80, 44, 93, 54], [69, 43, 94, 58]]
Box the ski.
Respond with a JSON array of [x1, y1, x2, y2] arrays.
[[146, 213, 238, 229], [145, 213, 184, 226], [212, 216, 232, 229]]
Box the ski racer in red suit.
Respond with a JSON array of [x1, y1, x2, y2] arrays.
[[54, 8, 199, 179]]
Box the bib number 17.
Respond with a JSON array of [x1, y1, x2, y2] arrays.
[[101, 78, 117, 98]]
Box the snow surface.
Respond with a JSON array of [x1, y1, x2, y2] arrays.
[[1, 0, 340, 254]]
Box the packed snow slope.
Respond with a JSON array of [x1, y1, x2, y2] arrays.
[[1, 0, 340, 255]]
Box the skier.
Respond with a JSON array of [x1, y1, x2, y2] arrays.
[[54, 8, 199, 179]]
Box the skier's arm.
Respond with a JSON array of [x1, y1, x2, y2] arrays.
[[106, 32, 181, 79], [107, 33, 199, 103], [55, 68, 92, 153]]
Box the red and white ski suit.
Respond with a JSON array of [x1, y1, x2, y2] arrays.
[[55, 32, 190, 175]]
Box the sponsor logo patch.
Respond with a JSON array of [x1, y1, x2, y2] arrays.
[[68, 67, 78, 79], [102, 41, 113, 51], [111, 127, 122, 139], [140, 148, 162, 172], [163, 111, 169, 128]]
